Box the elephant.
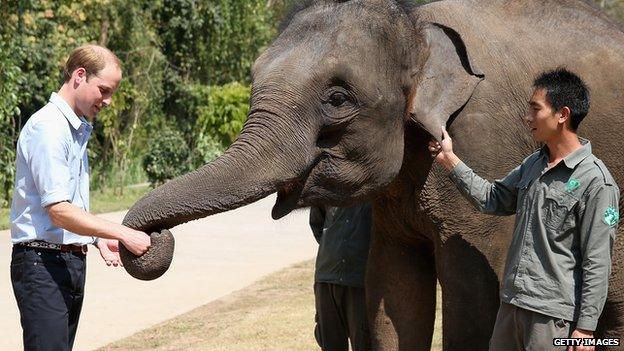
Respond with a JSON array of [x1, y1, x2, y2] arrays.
[[119, 0, 624, 349]]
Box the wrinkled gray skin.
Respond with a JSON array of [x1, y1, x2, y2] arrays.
[[121, 0, 624, 349]]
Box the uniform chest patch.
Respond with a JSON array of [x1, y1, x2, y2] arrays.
[[604, 207, 620, 228], [565, 178, 580, 193]]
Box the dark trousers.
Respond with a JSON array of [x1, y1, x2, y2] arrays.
[[314, 282, 371, 351], [10, 246, 87, 351]]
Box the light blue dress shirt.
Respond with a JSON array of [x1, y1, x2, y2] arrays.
[[10, 93, 96, 245]]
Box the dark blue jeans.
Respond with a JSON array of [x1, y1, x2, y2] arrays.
[[10, 246, 86, 351]]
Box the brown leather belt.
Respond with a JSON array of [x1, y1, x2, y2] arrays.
[[16, 240, 88, 254]]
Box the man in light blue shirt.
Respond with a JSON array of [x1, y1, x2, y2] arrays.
[[10, 45, 151, 351], [12, 92, 95, 246]]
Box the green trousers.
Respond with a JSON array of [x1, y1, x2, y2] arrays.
[[489, 302, 574, 351]]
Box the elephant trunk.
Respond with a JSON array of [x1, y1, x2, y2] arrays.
[[120, 110, 313, 280], [123, 148, 276, 232]]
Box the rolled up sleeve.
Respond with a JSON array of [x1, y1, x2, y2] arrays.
[[448, 161, 522, 216], [576, 184, 619, 331], [26, 121, 72, 208]]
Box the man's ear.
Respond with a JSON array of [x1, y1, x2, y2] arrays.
[[408, 23, 484, 141], [74, 67, 87, 83], [559, 106, 571, 124]]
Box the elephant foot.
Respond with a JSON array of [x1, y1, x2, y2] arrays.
[[120, 229, 175, 280]]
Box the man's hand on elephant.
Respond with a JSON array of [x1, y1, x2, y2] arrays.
[[120, 229, 151, 256], [567, 329, 594, 351], [428, 127, 461, 171], [97, 239, 122, 267]]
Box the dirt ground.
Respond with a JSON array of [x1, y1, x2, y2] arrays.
[[99, 260, 443, 351]]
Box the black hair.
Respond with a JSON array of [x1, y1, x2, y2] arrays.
[[533, 68, 590, 132]]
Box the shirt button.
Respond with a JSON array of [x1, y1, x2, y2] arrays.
[[342, 259, 346, 263]]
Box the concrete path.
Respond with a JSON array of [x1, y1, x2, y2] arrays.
[[0, 195, 317, 350]]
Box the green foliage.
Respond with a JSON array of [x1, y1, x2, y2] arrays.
[[595, 0, 624, 22], [0, 52, 18, 207], [192, 82, 250, 167], [143, 126, 191, 187], [0, 207, 10, 231], [158, 0, 275, 149], [156, 0, 276, 85], [162, 77, 212, 146], [89, 184, 153, 215], [196, 83, 251, 148], [0, 2, 24, 207], [192, 133, 225, 168], [89, 0, 167, 193]]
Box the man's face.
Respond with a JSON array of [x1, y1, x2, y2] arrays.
[[524, 88, 563, 143], [74, 63, 122, 120]]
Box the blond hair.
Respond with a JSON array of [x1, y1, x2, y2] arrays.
[[63, 44, 121, 82]]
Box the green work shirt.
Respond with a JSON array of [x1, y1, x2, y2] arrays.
[[449, 139, 619, 331], [309, 203, 372, 288]]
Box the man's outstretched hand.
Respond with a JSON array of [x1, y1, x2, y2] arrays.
[[97, 239, 123, 267], [428, 127, 460, 171]]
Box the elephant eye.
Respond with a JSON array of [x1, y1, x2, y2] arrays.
[[329, 92, 348, 107]]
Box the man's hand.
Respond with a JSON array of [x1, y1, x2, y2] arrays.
[[428, 127, 460, 171], [97, 239, 122, 267], [120, 229, 151, 256], [567, 328, 594, 351]]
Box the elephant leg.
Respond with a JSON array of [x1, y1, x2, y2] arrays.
[[367, 233, 437, 350], [595, 226, 624, 350], [435, 234, 500, 351]]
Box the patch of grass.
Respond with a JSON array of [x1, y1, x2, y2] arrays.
[[0, 184, 152, 230], [89, 184, 152, 214], [100, 260, 318, 351], [0, 207, 9, 231], [100, 260, 443, 351]]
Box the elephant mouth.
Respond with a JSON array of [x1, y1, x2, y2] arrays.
[[271, 152, 323, 219], [272, 178, 304, 219]]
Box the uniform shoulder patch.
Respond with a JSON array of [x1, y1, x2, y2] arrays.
[[603, 206, 619, 228], [593, 159, 614, 186]]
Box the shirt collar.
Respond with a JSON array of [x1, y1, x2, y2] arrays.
[[49, 92, 84, 130], [540, 137, 592, 170]]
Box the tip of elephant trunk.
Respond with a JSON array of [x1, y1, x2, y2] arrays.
[[120, 229, 175, 280]]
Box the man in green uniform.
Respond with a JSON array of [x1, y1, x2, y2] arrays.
[[429, 68, 619, 350], [309, 203, 372, 351]]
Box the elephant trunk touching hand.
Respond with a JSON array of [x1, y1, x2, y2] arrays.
[[121, 0, 624, 349]]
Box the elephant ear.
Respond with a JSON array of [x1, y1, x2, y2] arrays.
[[409, 23, 484, 141]]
